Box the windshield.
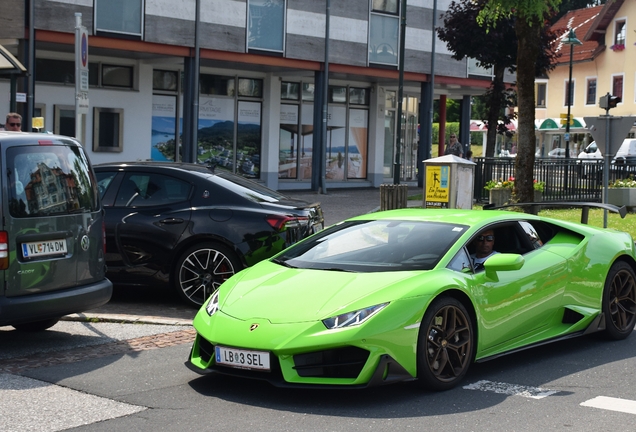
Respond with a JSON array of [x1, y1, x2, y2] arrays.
[[7, 144, 99, 217], [274, 220, 467, 272]]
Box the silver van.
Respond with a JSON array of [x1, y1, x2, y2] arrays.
[[0, 132, 112, 331]]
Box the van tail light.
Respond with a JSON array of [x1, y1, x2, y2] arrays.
[[102, 221, 107, 254], [265, 215, 309, 232], [0, 231, 8, 270]]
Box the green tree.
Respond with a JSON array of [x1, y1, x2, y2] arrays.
[[438, 0, 516, 157], [478, 0, 561, 204]]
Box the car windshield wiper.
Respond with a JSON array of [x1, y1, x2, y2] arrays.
[[321, 267, 356, 273], [272, 258, 296, 268]]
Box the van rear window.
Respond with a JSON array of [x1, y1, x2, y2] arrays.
[[7, 144, 99, 217]]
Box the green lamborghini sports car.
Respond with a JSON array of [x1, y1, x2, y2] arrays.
[[186, 207, 636, 390]]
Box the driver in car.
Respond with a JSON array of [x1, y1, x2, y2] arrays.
[[470, 229, 498, 271]]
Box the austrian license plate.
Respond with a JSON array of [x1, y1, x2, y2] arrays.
[[22, 239, 68, 258], [215, 345, 270, 371]]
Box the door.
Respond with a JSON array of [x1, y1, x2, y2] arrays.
[[4, 143, 102, 296], [102, 170, 192, 284]]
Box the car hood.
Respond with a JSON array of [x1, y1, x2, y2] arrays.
[[219, 261, 432, 324]]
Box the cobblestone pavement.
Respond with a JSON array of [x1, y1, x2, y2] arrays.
[[0, 329, 196, 373]]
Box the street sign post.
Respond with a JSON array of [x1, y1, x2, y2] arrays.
[[75, 13, 89, 139]]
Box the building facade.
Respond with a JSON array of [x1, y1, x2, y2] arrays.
[[1, 0, 501, 190], [535, 0, 636, 158]]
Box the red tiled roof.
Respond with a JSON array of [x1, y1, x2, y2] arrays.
[[550, 5, 604, 64]]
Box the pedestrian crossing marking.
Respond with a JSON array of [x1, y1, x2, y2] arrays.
[[581, 396, 636, 415]]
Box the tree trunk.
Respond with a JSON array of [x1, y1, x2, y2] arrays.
[[514, 17, 541, 205]]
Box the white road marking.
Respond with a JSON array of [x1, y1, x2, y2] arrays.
[[0, 373, 145, 432], [463, 380, 559, 399], [581, 396, 636, 415]]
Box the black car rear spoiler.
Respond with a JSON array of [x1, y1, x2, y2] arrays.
[[483, 202, 627, 224]]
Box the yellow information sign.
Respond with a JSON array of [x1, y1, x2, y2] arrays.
[[32, 117, 44, 129], [425, 165, 450, 208]]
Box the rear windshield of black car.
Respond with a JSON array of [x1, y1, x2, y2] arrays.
[[214, 171, 290, 203], [7, 144, 99, 217], [273, 220, 467, 272]]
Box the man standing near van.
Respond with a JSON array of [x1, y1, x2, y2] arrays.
[[5, 113, 22, 131]]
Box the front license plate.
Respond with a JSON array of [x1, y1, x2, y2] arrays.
[[22, 239, 68, 258], [215, 345, 270, 371]]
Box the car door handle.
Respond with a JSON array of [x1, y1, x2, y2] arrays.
[[159, 218, 184, 225]]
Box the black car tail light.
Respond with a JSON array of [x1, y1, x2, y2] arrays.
[[0, 231, 8, 269], [265, 215, 309, 231]]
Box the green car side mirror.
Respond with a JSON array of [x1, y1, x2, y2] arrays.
[[484, 253, 525, 282]]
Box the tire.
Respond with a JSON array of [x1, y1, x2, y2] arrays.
[[12, 318, 60, 332], [601, 261, 636, 340], [416, 296, 475, 391], [174, 242, 242, 308]]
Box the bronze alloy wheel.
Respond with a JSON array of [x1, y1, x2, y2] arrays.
[[176, 243, 240, 307], [417, 297, 474, 390], [604, 262, 636, 340]]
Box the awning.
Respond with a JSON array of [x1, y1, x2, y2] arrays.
[[537, 117, 587, 130], [0, 45, 26, 75], [539, 118, 560, 130]]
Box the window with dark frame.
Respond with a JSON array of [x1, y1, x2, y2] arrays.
[[586, 78, 597, 105], [153, 70, 178, 91], [281, 82, 300, 100], [247, 0, 286, 52], [612, 75, 623, 100], [369, 0, 399, 65], [238, 78, 263, 98], [536, 83, 546, 108], [200, 74, 235, 96], [102, 65, 133, 88], [94, 0, 143, 37], [615, 21, 626, 45], [35, 59, 132, 89], [93, 108, 124, 153]]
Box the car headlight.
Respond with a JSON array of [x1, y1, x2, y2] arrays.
[[322, 303, 388, 329], [205, 290, 220, 316]]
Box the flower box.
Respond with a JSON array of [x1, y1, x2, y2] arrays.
[[607, 188, 636, 208], [489, 189, 512, 207]]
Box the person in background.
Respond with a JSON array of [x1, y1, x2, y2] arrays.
[[5, 113, 22, 132], [446, 134, 463, 157], [466, 150, 473, 162]]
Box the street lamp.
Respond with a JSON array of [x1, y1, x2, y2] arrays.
[[562, 28, 582, 158]]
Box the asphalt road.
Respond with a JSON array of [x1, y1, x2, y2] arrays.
[[3, 324, 636, 431]]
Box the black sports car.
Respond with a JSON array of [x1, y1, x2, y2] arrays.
[[94, 162, 324, 307]]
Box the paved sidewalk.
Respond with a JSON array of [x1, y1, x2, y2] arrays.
[[64, 186, 422, 325]]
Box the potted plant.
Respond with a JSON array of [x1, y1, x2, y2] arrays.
[[607, 175, 636, 208], [485, 177, 514, 206], [485, 177, 545, 207], [533, 179, 545, 202]]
